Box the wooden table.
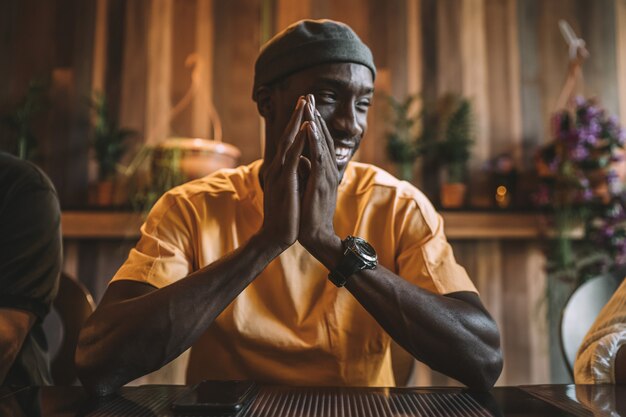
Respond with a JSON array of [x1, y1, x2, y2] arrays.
[[1, 384, 622, 416]]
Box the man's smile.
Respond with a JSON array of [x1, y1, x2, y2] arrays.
[[334, 145, 352, 164]]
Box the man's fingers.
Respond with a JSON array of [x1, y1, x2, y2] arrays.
[[297, 156, 311, 195], [305, 96, 329, 157], [298, 156, 311, 177], [316, 110, 335, 156], [315, 110, 340, 179], [278, 97, 306, 163], [306, 121, 324, 168], [284, 122, 308, 169], [303, 94, 316, 122], [286, 97, 307, 138]]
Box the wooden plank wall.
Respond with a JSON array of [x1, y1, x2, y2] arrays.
[[2, 0, 625, 387]]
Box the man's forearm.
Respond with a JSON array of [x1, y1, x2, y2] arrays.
[[305, 235, 502, 390], [76, 233, 283, 395], [344, 266, 502, 390]]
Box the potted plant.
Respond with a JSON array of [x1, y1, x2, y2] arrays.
[[123, 138, 241, 215], [1, 80, 47, 160], [385, 95, 420, 182], [89, 92, 136, 206], [421, 94, 474, 208]]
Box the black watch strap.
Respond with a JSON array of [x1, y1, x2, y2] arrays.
[[328, 250, 363, 287], [328, 236, 378, 287]]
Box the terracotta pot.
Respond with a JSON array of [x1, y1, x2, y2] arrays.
[[153, 138, 241, 181], [440, 183, 466, 208], [94, 180, 114, 206]]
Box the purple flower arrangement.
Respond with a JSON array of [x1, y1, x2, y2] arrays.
[[535, 97, 626, 207], [535, 97, 626, 281]]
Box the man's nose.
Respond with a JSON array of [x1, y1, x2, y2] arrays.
[[329, 102, 362, 138]]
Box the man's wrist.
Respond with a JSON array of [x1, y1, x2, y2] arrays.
[[301, 233, 344, 270], [328, 236, 378, 287], [250, 231, 289, 263]]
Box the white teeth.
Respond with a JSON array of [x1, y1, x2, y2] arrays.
[[335, 147, 351, 159]]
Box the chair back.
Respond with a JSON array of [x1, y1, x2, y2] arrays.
[[560, 274, 621, 377], [42, 272, 96, 385]]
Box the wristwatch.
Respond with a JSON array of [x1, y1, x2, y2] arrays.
[[328, 236, 378, 287]]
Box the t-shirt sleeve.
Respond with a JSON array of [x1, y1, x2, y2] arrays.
[[111, 192, 195, 288], [0, 185, 62, 321], [395, 195, 476, 295]]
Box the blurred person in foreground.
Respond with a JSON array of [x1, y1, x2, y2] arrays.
[[576, 278, 626, 384], [0, 151, 62, 387], [76, 19, 502, 395]]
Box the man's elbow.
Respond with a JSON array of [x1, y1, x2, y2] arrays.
[[75, 332, 122, 396], [471, 314, 504, 390], [463, 342, 503, 391], [75, 354, 122, 396], [78, 374, 119, 397]]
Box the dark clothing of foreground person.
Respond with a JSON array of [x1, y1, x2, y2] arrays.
[[0, 152, 61, 387]]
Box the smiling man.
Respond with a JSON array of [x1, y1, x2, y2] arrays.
[[76, 19, 502, 395]]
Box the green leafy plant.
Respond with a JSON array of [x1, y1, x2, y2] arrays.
[[1, 80, 48, 160], [421, 94, 474, 183], [386, 95, 421, 181], [385, 93, 474, 185], [123, 145, 186, 215], [90, 92, 136, 181], [386, 96, 419, 159]]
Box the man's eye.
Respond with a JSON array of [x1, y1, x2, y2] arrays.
[[357, 99, 372, 110], [316, 92, 336, 103]]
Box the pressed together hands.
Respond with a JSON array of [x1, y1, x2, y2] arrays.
[[260, 94, 343, 261]]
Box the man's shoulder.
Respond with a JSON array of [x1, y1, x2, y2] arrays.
[[341, 161, 426, 202], [159, 160, 262, 208], [340, 161, 442, 241]]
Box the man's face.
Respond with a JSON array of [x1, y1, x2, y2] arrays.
[[267, 62, 374, 179]]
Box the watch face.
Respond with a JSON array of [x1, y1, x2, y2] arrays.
[[353, 237, 377, 263]]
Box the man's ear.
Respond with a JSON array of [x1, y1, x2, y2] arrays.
[[255, 86, 274, 120]]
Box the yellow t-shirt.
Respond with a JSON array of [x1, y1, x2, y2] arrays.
[[112, 160, 476, 386]]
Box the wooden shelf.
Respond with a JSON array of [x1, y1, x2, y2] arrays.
[[441, 211, 549, 239], [61, 210, 551, 240], [62, 211, 145, 239]]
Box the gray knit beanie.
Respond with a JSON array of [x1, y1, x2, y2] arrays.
[[252, 19, 376, 101]]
